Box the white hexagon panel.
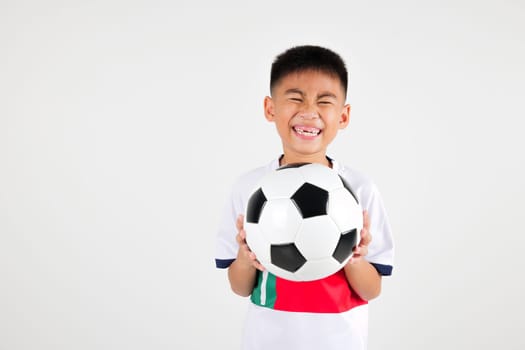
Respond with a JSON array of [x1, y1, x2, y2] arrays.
[[328, 187, 363, 234], [259, 198, 302, 244], [294, 216, 340, 260]]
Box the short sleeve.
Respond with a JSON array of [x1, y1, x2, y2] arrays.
[[214, 163, 274, 269], [360, 182, 394, 276], [215, 185, 243, 269]]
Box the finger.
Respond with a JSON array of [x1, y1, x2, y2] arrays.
[[248, 250, 265, 271], [248, 252, 264, 271], [357, 228, 369, 249], [362, 210, 370, 230], [245, 246, 255, 259], [360, 230, 372, 246], [236, 229, 247, 245], [252, 258, 266, 271], [239, 228, 246, 241], [351, 245, 368, 261], [354, 243, 367, 255], [236, 214, 245, 231], [236, 232, 244, 245], [357, 246, 368, 257]]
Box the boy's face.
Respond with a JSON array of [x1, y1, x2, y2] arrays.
[[264, 69, 350, 165]]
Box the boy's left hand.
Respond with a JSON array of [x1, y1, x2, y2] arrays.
[[349, 210, 372, 264]]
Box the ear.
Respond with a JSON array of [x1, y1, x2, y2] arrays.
[[339, 103, 351, 129], [264, 96, 275, 122]]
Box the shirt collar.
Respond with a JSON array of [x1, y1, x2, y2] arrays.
[[270, 155, 341, 173]]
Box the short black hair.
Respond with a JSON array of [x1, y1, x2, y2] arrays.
[[270, 45, 348, 97]]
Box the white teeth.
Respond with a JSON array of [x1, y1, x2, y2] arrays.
[[294, 127, 320, 136]]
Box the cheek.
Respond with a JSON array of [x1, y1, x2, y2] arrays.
[[322, 118, 343, 136], [275, 102, 300, 115], [325, 111, 345, 125], [275, 120, 292, 134]]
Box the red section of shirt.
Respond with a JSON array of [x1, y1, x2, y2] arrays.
[[273, 270, 367, 313]]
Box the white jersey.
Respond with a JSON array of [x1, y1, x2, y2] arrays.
[[215, 157, 394, 350]]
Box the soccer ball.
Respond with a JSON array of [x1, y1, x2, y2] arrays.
[[244, 162, 363, 282]]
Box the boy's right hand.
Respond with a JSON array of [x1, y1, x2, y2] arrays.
[[236, 214, 265, 271]]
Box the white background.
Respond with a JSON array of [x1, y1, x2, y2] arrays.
[[1, 0, 524, 349]]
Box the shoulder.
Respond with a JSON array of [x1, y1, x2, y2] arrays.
[[333, 160, 388, 215], [336, 162, 379, 199], [230, 159, 278, 200]]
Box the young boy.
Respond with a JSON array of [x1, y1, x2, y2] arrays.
[[215, 45, 394, 350]]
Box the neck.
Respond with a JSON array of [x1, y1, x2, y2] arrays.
[[279, 153, 332, 168]]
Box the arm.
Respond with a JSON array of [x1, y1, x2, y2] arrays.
[[228, 215, 264, 297], [344, 211, 382, 301]]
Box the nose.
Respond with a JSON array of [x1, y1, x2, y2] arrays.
[[297, 111, 319, 120]]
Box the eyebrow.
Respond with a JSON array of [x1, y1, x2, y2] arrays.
[[284, 88, 305, 96], [284, 89, 338, 100], [317, 92, 337, 99]]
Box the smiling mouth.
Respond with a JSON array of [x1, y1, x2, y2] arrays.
[[293, 126, 322, 137]]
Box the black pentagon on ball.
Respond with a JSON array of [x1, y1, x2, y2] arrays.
[[271, 243, 307, 272], [332, 228, 358, 263], [291, 183, 329, 219], [246, 188, 267, 223], [338, 175, 359, 204]]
